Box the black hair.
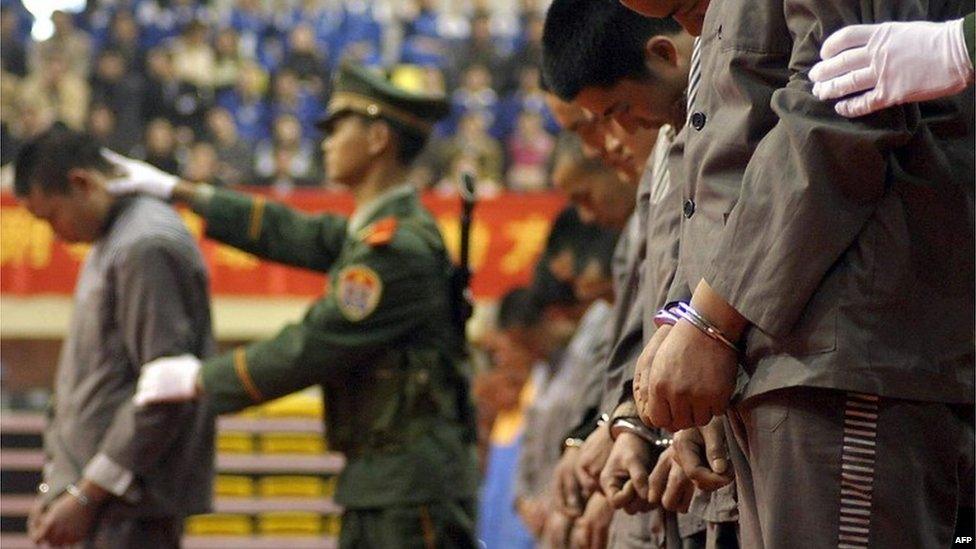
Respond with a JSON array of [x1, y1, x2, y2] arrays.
[[575, 224, 619, 280], [498, 287, 545, 329], [543, 206, 588, 264], [531, 205, 622, 303], [542, 0, 682, 101], [526, 206, 590, 310], [14, 125, 114, 197], [529, 263, 578, 309]]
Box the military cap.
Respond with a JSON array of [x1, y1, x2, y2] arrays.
[[317, 62, 450, 136]]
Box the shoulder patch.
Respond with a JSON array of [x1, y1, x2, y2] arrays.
[[359, 217, 398, 247], [336, 265, 383, 321]]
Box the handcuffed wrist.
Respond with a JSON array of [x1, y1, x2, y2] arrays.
[[675, 302, 742, 354], [609, 417, 673, 451], [563, 437, 584, 451], [653, 305, 680, 327], [611, 399, 638, 421], [66, 484, 91, 507]]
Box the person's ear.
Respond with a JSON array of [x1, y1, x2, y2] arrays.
[[65, 168, 96, 195], [366, 120, 392, 157], [643, 35, 680, 72]]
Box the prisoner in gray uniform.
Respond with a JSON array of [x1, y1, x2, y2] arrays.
[[515, 298, 614, 508], [656, 0, 974, 546], [16, 129, 214, 549], [605, 126, 735, 549], [48, 196, 215, 527]]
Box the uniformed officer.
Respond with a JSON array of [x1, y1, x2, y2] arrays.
[[113, 63, 480, 548]]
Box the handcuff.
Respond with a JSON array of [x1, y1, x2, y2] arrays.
[[608, 416, 673, 453]]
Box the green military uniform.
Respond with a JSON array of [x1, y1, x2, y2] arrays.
[[191, 65, 479, 548]]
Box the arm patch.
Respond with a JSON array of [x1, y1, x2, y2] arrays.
[[336, 265, 383, 321]]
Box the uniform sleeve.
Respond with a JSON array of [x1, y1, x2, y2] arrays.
[[200, 235, 451, 415], [513, 404, 543, 502], [201, 187, 347, 272], [86, 239, 207, 497], [702, 0, 939, 337], [599, 295, 645, 414]]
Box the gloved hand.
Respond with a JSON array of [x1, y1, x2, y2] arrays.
[[102, 149, 180, 199], [810, 18, 974, 118], [133, 354, 202, 406]]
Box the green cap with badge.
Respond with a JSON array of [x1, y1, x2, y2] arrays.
[[317, 62, 450, 136]]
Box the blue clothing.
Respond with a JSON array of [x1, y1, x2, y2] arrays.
[[477, 433, 535, 549], [400, 10, 448, 68], [227, 8, 269, 43], [135, 1, 208, 48], [257, 35, 285, 73], [225, 6, 269, 59], [491, 92, 550, 141], [217, 90, 271, 145], [1, 0, 32, 42], [287, 7, 343, 68], [325, 3, 382, 65], [438, 88, 499, 137], [271, 92, 324, 139]]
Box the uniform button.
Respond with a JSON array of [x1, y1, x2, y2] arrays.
[[683, 199, 696, 218], [691, 112, 706, 131]]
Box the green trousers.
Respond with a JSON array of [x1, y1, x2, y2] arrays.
[[339, 499, 477, 549]]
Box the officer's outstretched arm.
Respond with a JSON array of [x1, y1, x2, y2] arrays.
[[186, 184, 348, 272], [104, 152, 348, 273]]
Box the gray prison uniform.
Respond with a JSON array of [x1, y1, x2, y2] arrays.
[[603, 126, 735, 548], [514, 299, 614, 506], [603, 133, 672, 549], [666, 0, 975, 546], [41, 196, 216, 548], [647, 124, 741, 548]]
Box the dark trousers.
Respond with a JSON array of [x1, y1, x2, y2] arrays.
[[84, 515, 182, 549], [339, 499, 477, 549], [663, 513, 738, 549], [726, 387, 974, 549]]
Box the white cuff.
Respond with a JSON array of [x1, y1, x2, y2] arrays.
[[949, 18, 975, 84], [82, 453, 135, 498]]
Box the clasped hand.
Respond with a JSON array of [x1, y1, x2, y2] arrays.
[[634, 321, 738, 432]]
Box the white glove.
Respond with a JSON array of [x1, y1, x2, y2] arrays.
[[133, 354, 202, 406], [102, 149, 180, 199], [810, 18, 975, 118]]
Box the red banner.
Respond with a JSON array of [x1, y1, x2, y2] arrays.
[[0, 189, 565, 300]]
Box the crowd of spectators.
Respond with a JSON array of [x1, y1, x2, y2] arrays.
[[0, 0, 563, 196]]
